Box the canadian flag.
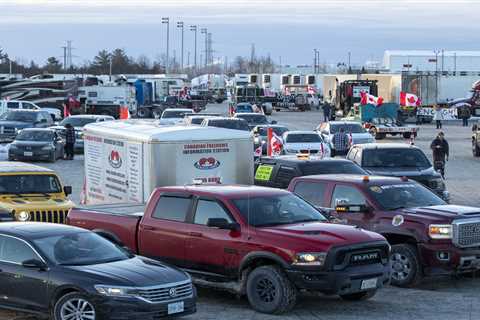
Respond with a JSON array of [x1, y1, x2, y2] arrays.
[[271, 132, 283, 156], [400, 92, 421, 107], [307, 86, 317, 94], [360, 91, 384, 107]]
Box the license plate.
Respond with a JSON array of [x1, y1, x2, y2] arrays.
[[360, 278, 378, 290], [23, 152, 33, 157], [168, 301, 184, 315]]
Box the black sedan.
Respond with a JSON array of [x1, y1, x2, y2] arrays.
[[8, 128, 64, 162], [0, 223, 196, 319]]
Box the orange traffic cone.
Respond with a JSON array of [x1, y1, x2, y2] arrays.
[[119, 106, 130, 120]]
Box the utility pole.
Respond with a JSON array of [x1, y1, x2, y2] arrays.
[[187, 51, 190, 67], [454, 52, 457, 75], [441, 49, 445, 74], [62, 45, 67, 72], [313, 49, 318, 73], [201, 28, 208, 67], [348, 51, 351, 71], [177, 21, 184, 71], [207, 32, 213, 65], [190, 25, 198, 71], [162, 17, 170, 73], [434, 49, 439, 104], [109, 56, 113, 82]]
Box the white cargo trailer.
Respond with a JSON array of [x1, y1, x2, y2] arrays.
[[83, 120, 254, 204]]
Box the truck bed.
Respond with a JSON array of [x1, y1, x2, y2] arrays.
[[68, 203, 145, 252]]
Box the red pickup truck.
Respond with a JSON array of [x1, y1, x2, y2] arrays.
[[288, 174, 480, 287], [68, 185, 391, 314]]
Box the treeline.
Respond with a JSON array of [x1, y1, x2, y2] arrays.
[[0, 46, 320, 77]]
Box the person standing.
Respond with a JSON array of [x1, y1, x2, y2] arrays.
[[430, 131, 449, 179], [332, 127, 350, 157], [433, 105, 443, 129], [322, 101, 331, 122], [460, 105, 471, 127], [64, 123, 76, 160]]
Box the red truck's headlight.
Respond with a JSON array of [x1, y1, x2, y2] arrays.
[[293, 252, 327, 266], [429, 224, 453, 239]]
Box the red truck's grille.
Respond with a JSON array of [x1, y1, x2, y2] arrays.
[[454, 220, 480, 248], [137, 281, 193, 303], [332, 242, 390, 270]]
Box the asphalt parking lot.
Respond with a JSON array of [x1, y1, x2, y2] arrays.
[[2, 103, 480, 320]]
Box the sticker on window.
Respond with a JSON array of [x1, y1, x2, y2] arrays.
[[255, 165, 274, 181], [370, 186, 383, 193]]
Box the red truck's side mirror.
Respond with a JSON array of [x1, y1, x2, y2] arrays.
[[207, 218, 240, 232]]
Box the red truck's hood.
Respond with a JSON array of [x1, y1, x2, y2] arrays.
[[260, 222, 384, 249], [402, 205, 480, 223]]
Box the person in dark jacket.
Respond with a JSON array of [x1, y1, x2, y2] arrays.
[[322, 102, 331, 122], [430, 131, 449, 179], [64, 123, 76, 160], [459, 105, 471, 127]]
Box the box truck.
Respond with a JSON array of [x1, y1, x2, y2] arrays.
[[83, 120, 254, 204]]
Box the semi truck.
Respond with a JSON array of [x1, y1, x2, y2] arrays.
[[335, 80, 378, 118]]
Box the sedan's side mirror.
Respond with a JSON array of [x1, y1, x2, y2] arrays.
[[207, 218, 240, 231], [63, 186, 72, 196], [22, 259, 47, 270], [271, 120, 278, 125]]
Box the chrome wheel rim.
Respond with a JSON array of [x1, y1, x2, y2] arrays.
[[391, 253, 412, 281], [60, 298, 95, 320]]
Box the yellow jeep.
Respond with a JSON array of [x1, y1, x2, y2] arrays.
[[0, 162, 74, 223]]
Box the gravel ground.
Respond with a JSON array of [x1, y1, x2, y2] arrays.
[[2, 102, 480, 319]]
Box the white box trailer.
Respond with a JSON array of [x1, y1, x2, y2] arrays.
[[83, 120, 254, 205]]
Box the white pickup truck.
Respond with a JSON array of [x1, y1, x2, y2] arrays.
[[0, 100, 62, 120]]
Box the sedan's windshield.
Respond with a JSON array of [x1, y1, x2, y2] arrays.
[[363, 149, 431, 168], [232, 194, 327, 227], [368, 183, 445, 210], [162, 110, 192, 119], [15, 130, 54, 142], [286, 133, 322, 143], [257, 126, 289, 137], [207, 119, 250, 131], [0, 111, 37, 123], [59, 117, 97, 127], [331, 124, 366, 134], [0, 174, 62, 194], [33, 232, 130, 266], [236, 114, 268, 124]]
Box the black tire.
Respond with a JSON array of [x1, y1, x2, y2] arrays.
[[246, 265, 297, 314], [137, 108, 152, 118], [376, 133, 386, 140], [473, 140, 480, 157], [390, 244, 422, 287], [340, 289, 377, 301], [8, 154, 14, 161], [53, 292, 98, 320], [403, 133, 412, 139], [49, 152, 56, 163]]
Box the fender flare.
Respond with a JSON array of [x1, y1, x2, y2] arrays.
[[239, 251, 290, 275]]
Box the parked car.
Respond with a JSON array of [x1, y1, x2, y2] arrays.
[[0, 162, 73, 223], [159, 108, 194, 125], [68, 185, 391, 314], [201, 117, 250, 131], [282, 131, 331, 157], [317, 121, 375, 153], [472, 123, 480, 157], [347, 143, 450, 202], [254, 155, 367, 189], [184, 113, 220, 125], [288, 174, 480, 287], [233, 102, 255, 113], [252, 124, 290, 155], [0, 100, 62, 121], [0, 223, 196, 319], [234, 113, 276, 130], [8, 128, 64, 162], [50, 114, 114, 152], [0, 110, 54, 142], [364, 117, 418, 140]]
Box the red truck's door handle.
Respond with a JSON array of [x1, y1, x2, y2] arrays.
[[143, 225, 156, 231], [189, 232, 203, 237]]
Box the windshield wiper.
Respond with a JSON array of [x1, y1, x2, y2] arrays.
[[293, 219, 322, 224], [388, 206, 407, 210]]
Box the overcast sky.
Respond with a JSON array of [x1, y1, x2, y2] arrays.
[[1, 0, 479, 67]]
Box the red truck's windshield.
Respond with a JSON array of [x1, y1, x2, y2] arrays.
[[368, 183, 445, 210], [232, 194, 327, 227]]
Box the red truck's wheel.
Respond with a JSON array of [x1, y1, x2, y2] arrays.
[[340, 289, 377, 301], [246, 265, 297, 314], [390, 244, 421, 287]]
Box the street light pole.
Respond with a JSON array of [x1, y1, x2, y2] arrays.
[[201, 28, 208, 67], [177, 21, 184, 71], [162, 17, 170, 73], [190, 25, 198, 71]]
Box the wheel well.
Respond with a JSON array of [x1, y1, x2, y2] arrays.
[[382, 233, 418, 246], [50, 287, 80, 309], [238, 256, 287, 294]]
